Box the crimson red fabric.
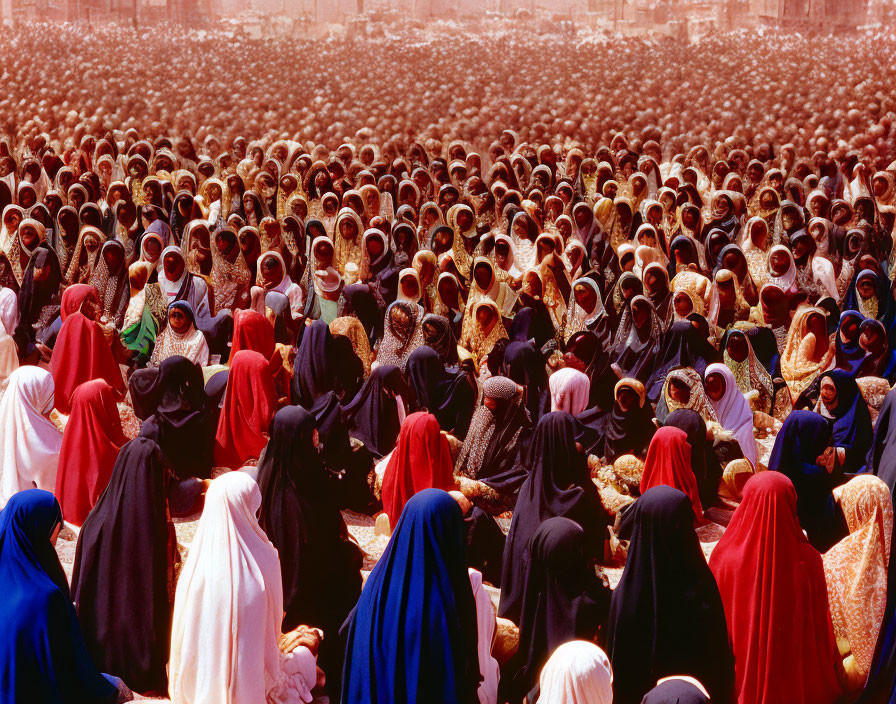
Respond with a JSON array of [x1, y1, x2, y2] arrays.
[[382, 412, 455, 525], [213, 349, 277, 469], [708, 472, 843, 704], [50, 312, 125, 414], [230, 309, 275, 360], [54, 379, 128, 526], [639, 426, 704, 522], [60, 284, 99, 321]]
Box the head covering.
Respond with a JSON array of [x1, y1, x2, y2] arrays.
[[823, 475, 893, 680], [704, 363, 758, 467], [503, 340, 550, 423], [150, 300, 209, 368], [606, 486, 733, 704], [213, 349, 278, 469], [577, 377, 655, 462], [292, 319, 339, 407], [330, 316, 372, 377], [646, 321, 717, 402], [378, 300, 425, 371], [0, 490, 118, 704], [768, 410, 840, 551], [54, 379, 127, 527], [421, 313, 459, 365], [382, 412, 456, 525], [342, 364, 406, 458], [663, 409, 722, 513], [0, 367, 62, 506], [709, 472, 843, 704], [49, 311, 126, 414], [659, 367, 718, 425], [256, 406, 362, 692], [639, 426, 704, 523], [640, 678, 710, 704], [499, 412, 608, 625], [341, 489, 480, 704], [502, 518, 610, 704], [536, 641, 613, 704], [405, 346, 475, 438], [818, 369, 874, 473], [169, 472, 317, 704], [548, 367, 591, 415], [71, 438, 171, 693], [231, 308, 275, 360]]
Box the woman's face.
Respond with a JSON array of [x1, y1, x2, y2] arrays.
[[632, 301, 650, 328], [401, 276, 419, 299], [574, 207, 589, 228], [456, 211, 473, 231], [557, 219, 572, 239], [314, 243, 333, 266], [616, 387, 639, 413], [704, 372, 726, 402], [858, 278, 876, 300], [726, 334, 748, 363], [84, 233, 101, 254], [682, 209, 697, 228], [476, 305, 495, 327], [366, 236, 384, 259], [668, 377, 691, 404], [820, 377, 838, 411], [103, 246, 124, 273], [673, 293, 692, 318], [19, 225, 39, 249], [770, 250, 790, 274], [574, 283, 596, 311], [474, 263, 492, 290], [163, 252, 184, 280], [339, 218, 358, 240], [860, 325, 884, 352], [169, 306, 191, 334], [261, 257, 283, 288], [841, 315, 861, 341]]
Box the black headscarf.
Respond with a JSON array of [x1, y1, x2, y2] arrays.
[[342, 364, 406, 458], [577, 382, 655, 462], [421, 313, 459, 366], [500, 517, 610, 704], [502, 341, 550, 423], [136, 356, 216, 480], [606, 486, 733, 704], [71, 438, 172, 694], [566, 330, 614, 411], [498, 412, 609, 625], [641, 679, 711, 704], [256, 406, 362, 697], [14, 244, 62, 354], [646, 321, 719, 402], [663, 409, 722, 511], [509, 304, 555, 351], [341, 283, 384, 345], [292, 319, 337, 407], [405, 346, 475, 439]]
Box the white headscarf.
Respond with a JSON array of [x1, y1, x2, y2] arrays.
[[537, 640, 613, 704], [705, 362, 758, 467], [0, 367, 62, 506], [0, 287, 19, 388], [470, 569, 500, 704], [549, 367, 591, 416], [397, 267, 423, 304], [157, 245, 188, 298], [0, 286, 19, 335], [765, 245, 796, 290], [169, 472, 317, 704]]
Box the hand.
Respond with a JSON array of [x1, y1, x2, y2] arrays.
[[279, 626, 321, 656]]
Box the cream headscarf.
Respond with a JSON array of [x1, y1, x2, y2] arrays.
[[537, 641, 613, 704], [168, 471, 317, 704]]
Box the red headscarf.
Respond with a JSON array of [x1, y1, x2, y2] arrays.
[[50, 311, 125, 414], [214, 349, 278, 469], [60, 283, 99, 321], [639, 426, 703, 523], [54, 379, 128, 526], [382, 412, 455, 525], [230, 308, 275, 359], [708, 472, 843, 704]]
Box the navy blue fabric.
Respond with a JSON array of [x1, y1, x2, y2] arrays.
[[0, 490, 117, 704], [834, 310, 866, 374], [821, 369, 873, 473], [843, 268, 896, 344], [340, 489, 480, 704], [768, 410, 845, 551]]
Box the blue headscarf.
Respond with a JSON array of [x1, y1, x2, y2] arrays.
[[834, 310, 865, 374], [842, 268, 896, 345], [820, 369, 873, 473], [340, 489, 480, 704], [167, 299, 196, 327], [0, 490, 117, 704], [768, 410, 844, 551]]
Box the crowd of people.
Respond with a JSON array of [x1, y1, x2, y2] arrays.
[[1, 19, 896, 704]]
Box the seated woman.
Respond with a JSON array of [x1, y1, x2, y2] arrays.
[[823, 475, 893, 693], [499, 413, 609, 626], [381, 412, 457, 527], [253, 250, 303, 319], [535, 641, 613, 704], [0, 367, 62, 506], [405, 345, 475, 439], [256, 406, 363, 700], [607, 487, 733, 704], [547, 367, 590, 416], [768, 410, 847, 552], [577, 377, 655, 470], [720, 326, 780, 416], [710, 473, 844, 704], [455, 376, 532, 511], [88, 240, 129, 329], [71, 438, 173, 696], [343, 364, 409, 460], [854, 318, 896, 382], [815, 370, 873, 474], [168, 472, 320, 704], [341, 489, 481, 704], [213, 349, 279, 469], [55, 379, 129, 527], [500, 519, 610, 704], [834, 310, 865, 374], [49, 285, 126, 414], [703, 363, 758, 470], [0, 490, 130, 704], [209, 227, 252, 312], [781, 305, 835, 400], [562, 276, 609, 345], [149, 301, 209, 368], [378, 300, 426, 372], [610, 294, 664, 385], [638, 426, 705, 523], [657, 367, 718, 425]]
